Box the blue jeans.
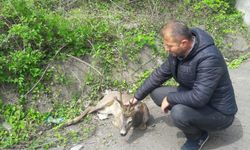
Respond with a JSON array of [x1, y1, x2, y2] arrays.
[[150, 86, 235, 140]]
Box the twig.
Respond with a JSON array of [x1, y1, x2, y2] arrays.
[[119, 90, 123, 104], [7, 0, 21, 22], [24, 45, 67, 97], [109, 0, 125, 11], [1, 15, 23, 50], [31, 138, 60, 149], [87, 39, 95, 51], [67, 54, 102, 76], [127, 0, 138, 4], [132, 56, 157, 76], [70, 70, 82, 88], [24, 65, 50, 97]]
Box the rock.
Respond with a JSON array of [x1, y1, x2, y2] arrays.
[[228, 34, 249, 52], [70, 144, 84, 150], [2, 121, 12, 131]]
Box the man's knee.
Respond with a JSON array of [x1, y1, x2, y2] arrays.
[[170, 104, 192, 123], [150, 86, 178, 106], [149, 88, 157, 100], [149, 89, 162, 106]]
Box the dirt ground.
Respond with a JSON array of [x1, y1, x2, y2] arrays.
[[59, 59, 250, 150]]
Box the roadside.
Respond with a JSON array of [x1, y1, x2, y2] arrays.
[[63, 59, 250, 150]]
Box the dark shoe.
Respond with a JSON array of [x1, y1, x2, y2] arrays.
[[181, 131, 209, 150]]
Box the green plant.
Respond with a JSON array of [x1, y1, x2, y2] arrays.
[[228, 52, 250, 69], [130, 70, 152, 93], [7, 48, 44, 94], [0, 0, 94, 96], [168, 0, 247, 59], [130, 69, 179, 93], [191, 0, 246, 56], [0, 104, 47, 148]]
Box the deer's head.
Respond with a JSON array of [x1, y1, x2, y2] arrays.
[[116, 98, 137, 136]]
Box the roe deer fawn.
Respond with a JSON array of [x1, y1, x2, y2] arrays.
[[88, 91, 150, 136]]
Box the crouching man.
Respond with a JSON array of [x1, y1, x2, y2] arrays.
[[129, 20, 237, 150]]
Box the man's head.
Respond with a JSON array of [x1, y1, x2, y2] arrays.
[[161, 20, 193, 57]]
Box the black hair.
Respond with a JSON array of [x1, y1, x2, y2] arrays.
[[161, 20, 193, 43]]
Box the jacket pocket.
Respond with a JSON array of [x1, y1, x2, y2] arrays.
[[178, 65, 196, 87]]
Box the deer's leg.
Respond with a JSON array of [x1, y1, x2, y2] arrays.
[[138, 123, 147, 130], [112, 115, 121, 128]]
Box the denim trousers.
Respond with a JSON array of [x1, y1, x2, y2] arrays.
[[150, 86, 235, 140]]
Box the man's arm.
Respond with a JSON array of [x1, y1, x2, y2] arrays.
[[134, 59, 173, 101]]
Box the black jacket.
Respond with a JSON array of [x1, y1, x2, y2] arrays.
[[135, 28, 237, 115]]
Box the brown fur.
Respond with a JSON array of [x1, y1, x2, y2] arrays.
[[89, 90, 150, 136], [117, 99, 150, 136]]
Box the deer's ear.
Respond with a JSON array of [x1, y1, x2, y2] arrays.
[[134, 103, 140, 111], [127, 103, 134, 111]]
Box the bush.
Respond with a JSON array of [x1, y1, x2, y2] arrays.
[[0, 0, 247, 148]]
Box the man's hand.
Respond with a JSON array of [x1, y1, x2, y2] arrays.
[[125, 97, 138, 106], [161, 97, 170, 113]]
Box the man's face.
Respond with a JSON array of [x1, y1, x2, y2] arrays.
[[163, 36, 186, 57]]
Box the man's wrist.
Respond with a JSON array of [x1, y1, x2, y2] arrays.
[[165, 96, 173, 110], [164, 96, 170, 107], [164, 96, 168, 102], [130, 97, 138, 104]]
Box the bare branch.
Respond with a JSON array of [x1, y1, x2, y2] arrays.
[[67, 54, 102, 76], [132, 56, 157, 76]]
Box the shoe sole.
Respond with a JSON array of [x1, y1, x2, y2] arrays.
[[199, 135, 209, 150]]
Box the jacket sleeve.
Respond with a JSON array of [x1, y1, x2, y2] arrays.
[[167, 54, 225, 108], [134, 59, 173, 100]]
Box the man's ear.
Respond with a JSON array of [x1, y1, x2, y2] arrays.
[[180, 39, 188, 47]]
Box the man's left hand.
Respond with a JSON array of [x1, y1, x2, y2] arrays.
[[161, 97, 170, 113]]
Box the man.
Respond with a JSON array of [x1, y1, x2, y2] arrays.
[[129, 20, 237, 150]]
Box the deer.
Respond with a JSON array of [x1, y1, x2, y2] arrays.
[[88, 90, 150, 136], [63, 91, 150, 136], [116, 97, 150, 136]]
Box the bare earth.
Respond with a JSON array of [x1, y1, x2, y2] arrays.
[[66, 59, 250, 150]]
